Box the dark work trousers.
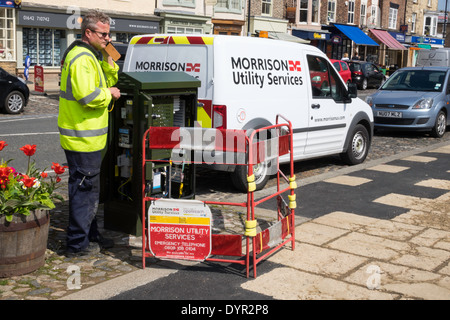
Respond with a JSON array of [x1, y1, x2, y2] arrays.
[[64, 149, 102, 253]]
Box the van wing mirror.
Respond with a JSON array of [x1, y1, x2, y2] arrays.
[[347, 82, 357, 99]]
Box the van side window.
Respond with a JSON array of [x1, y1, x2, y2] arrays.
[[307, 55, 346, 101]]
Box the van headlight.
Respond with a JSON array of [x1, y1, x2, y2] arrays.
[[412, 98, 433, 109], [365, 96, 373, 107]]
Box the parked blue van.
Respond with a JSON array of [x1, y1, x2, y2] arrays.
[[366, 67, 449, 138]]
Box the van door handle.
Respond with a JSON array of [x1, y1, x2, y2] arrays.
[[311, 104, 320, 109]]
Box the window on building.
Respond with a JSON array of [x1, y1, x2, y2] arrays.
[[216, 0, 241, 12], [300, 0, 308, 22], [327, 0, 336, 22], [360, 1, 367, 26], [388, 7, 398, 29], [262, 0, 272, 16], [424, 16, 437, 36], [348, 0, 355, 24], [411, 13, 416, 33], [22, 28, 64, 67], [0, 8, 15, 61], [167, 26, 203, 34], [163, 0, 195, 7], [370, 5, 378, 26], [312, 0, 319, 23]]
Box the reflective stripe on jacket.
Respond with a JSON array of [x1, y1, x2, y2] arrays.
[[58, 41, 118, 152]]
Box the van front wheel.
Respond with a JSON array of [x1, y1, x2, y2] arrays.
[[231, 161, 271, 193], [340, 124, 370, 165]]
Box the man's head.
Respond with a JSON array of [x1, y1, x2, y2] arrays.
[[81, 10, 111, 51]]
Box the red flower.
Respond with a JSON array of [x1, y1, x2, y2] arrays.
[[0, 167, 12, 180], [51, 162, 68, 175], [20, 174, 36, 188], [56, 176, 61, 183], [0, 141, 7, 151], [0, 166, 12, 188], [40, 172, 48, 179], [20, 144, 37, 157]]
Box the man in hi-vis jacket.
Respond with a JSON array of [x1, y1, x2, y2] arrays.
[[58, 10, 120, 256]]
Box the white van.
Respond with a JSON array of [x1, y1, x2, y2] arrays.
[[416, 48, 450, 67], [123, 35, 374, 191]]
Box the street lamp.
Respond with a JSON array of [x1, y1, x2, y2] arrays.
[[445, 0, 448, 46]]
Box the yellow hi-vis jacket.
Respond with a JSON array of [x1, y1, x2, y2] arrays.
[[58, 41, 119, 152]]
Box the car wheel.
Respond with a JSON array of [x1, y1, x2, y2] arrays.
[[431, 110, 447, 138], [4, 91, 25, 114], [361, 78, 368, 90], [340, 124, 370, 165]]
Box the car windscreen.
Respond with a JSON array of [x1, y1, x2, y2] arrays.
[[381, 70, 447, 92], [349, 63, 361, 71]]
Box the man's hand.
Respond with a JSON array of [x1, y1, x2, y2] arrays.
[[102, 50, 115, 67], [109, 87, 121, 100]]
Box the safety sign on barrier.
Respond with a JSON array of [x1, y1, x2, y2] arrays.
[[148, 199, 212, 261]]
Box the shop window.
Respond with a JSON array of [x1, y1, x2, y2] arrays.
[[23, 28, 64, 67], [116, 33, 137, 43], [0, 8, 15, 61]]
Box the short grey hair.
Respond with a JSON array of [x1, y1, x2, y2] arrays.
[[81, 10, 110, 35]]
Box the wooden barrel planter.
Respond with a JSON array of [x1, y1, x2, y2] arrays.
[[0, 209, 50, 277]]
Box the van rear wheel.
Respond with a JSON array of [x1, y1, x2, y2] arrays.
[[341, 124, 370, 165]]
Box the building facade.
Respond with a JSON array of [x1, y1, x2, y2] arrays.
[[0, 0, 445, 86]]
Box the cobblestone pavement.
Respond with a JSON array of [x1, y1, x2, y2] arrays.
[[0, 92, 449, 300]]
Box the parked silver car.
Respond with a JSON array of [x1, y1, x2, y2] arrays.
[[366, 67, 449, 138]]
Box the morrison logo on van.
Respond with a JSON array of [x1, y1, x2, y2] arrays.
[[231, 56, 303, 89], [135, 61, 201, 72]]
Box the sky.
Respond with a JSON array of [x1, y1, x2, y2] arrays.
[[439, 0, 449, 11]]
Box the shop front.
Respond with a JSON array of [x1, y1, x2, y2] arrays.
[[322, 23, 379, 61], [292, 28, 330, 52], [369, 29, 406, 73], [16, 8, 159, 92], [212, 19, 244, 36]]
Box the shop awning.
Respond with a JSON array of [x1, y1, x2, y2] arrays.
[[264, 31, 310, 44], [333, 24, 378, 46], [369, 29, 407, 50]]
